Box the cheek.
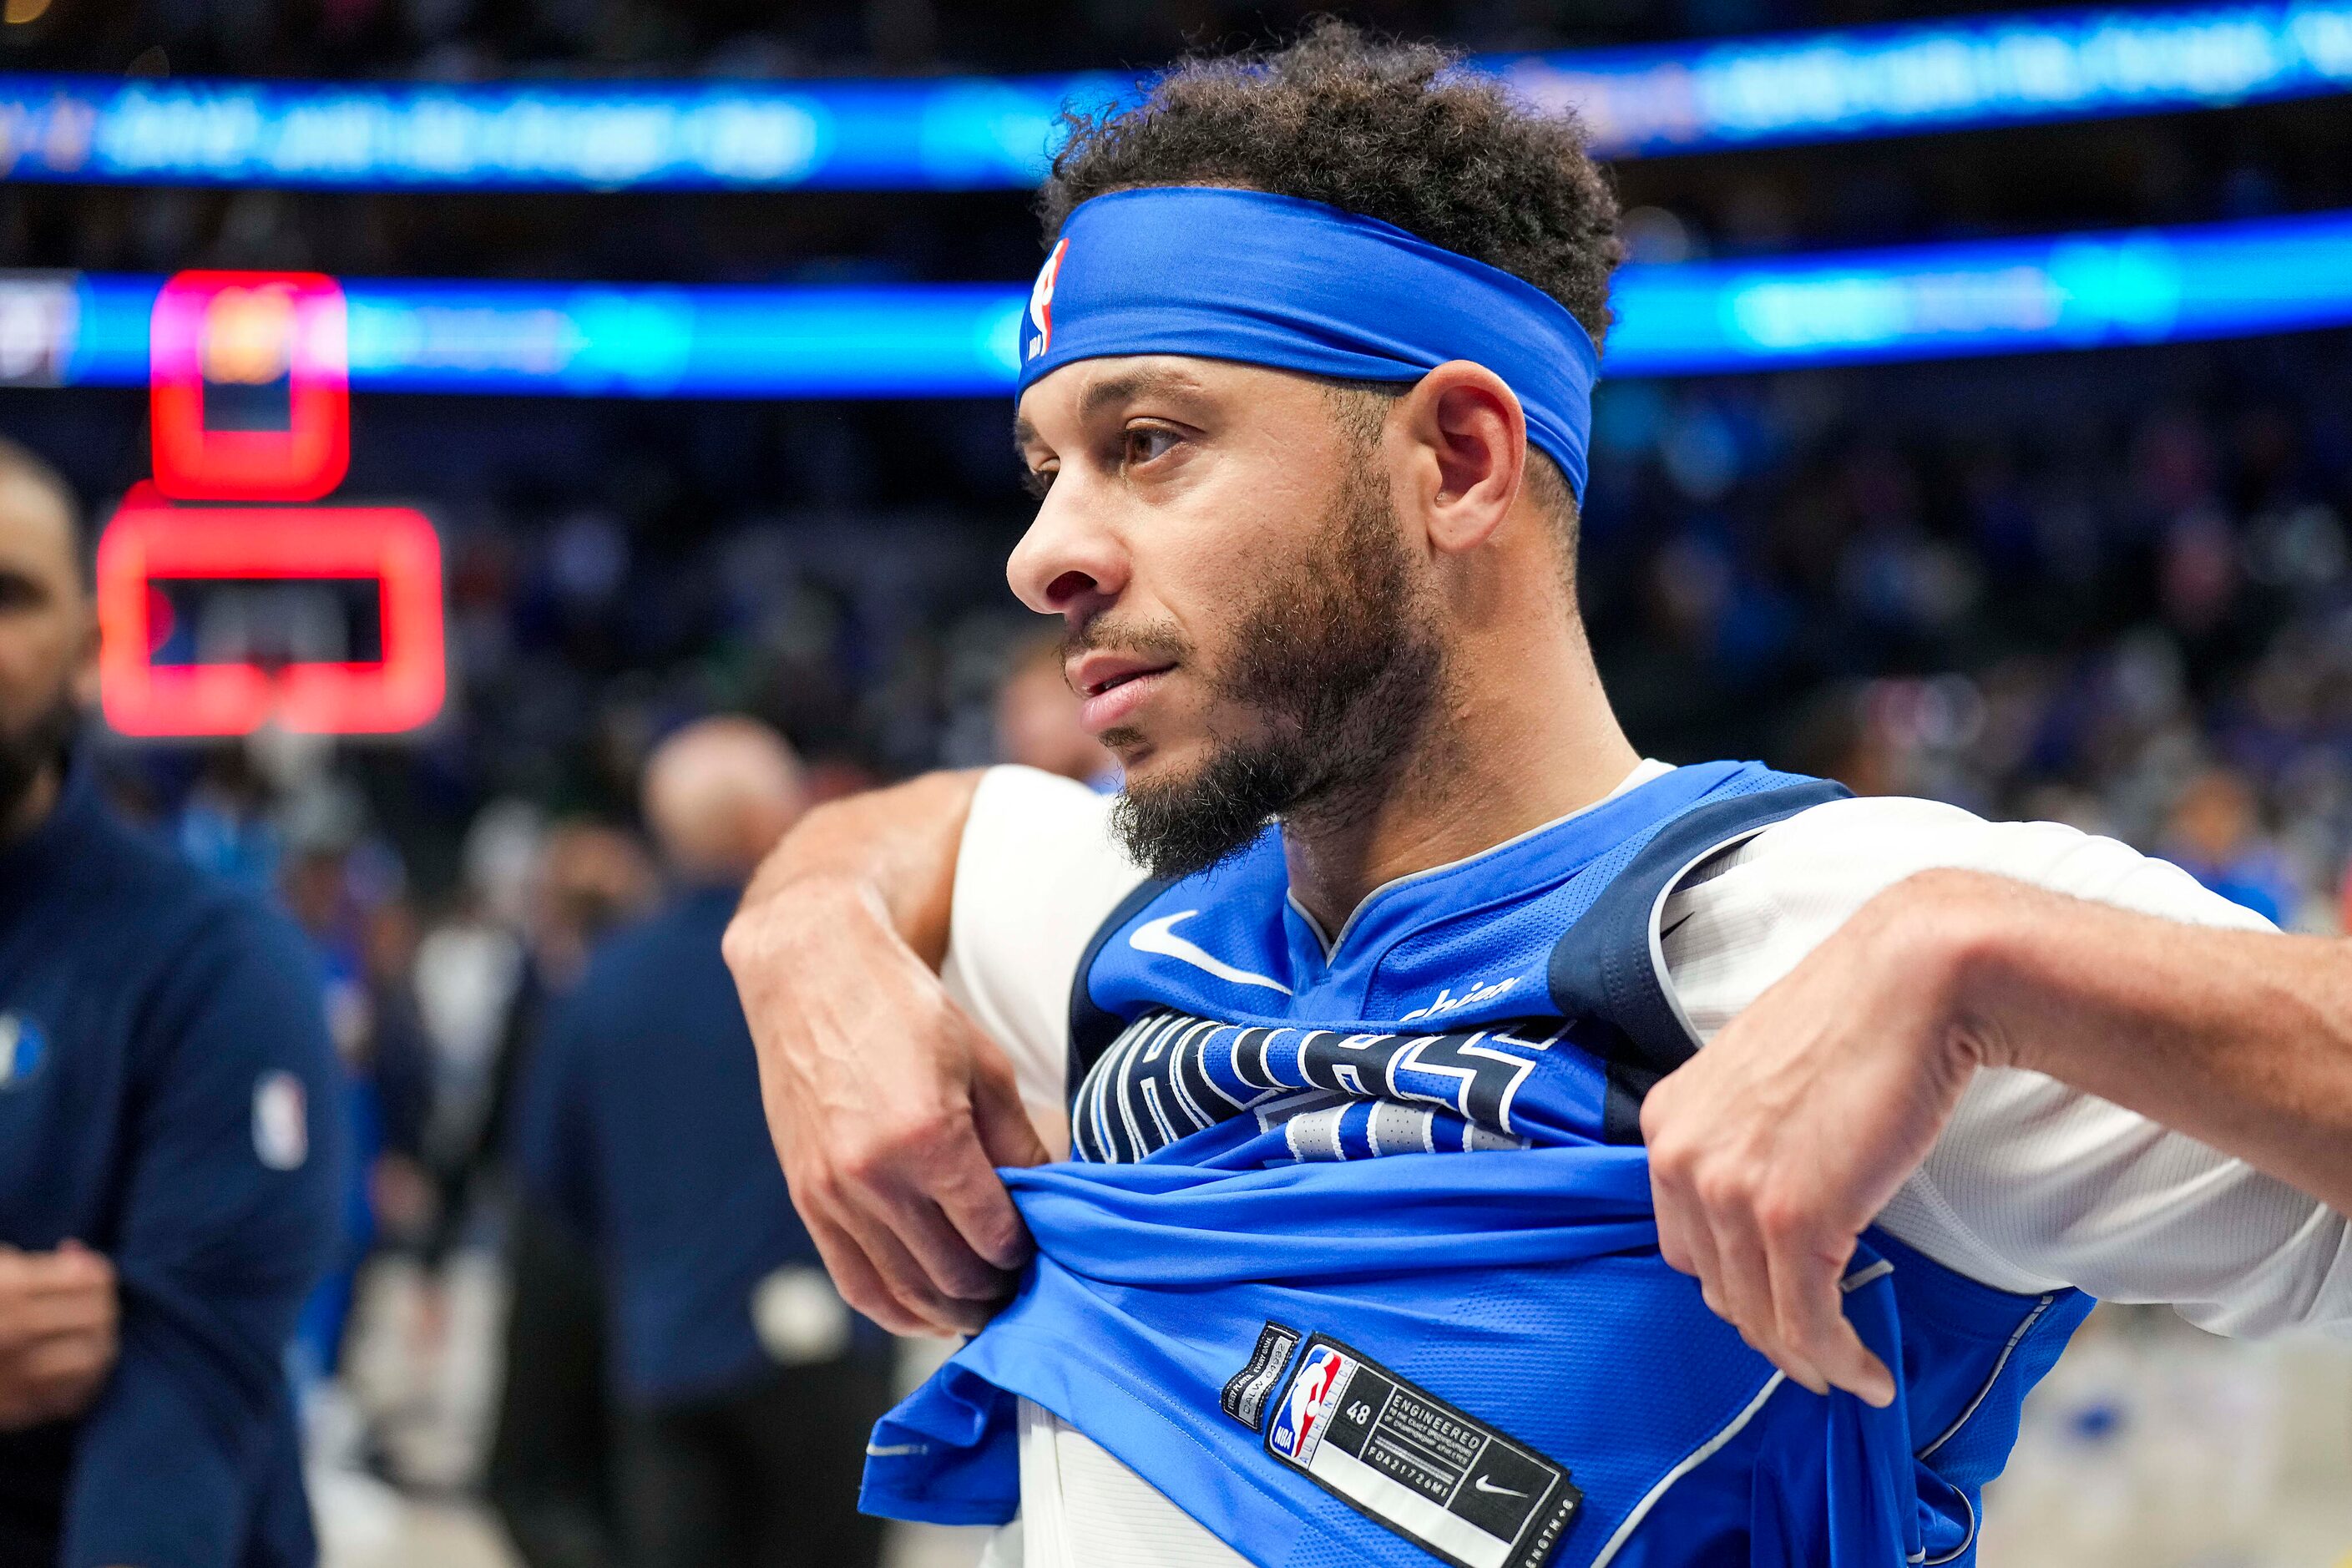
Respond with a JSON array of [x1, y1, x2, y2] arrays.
[[1153, 461, 1330, 617], [0, 619, 74, 704]]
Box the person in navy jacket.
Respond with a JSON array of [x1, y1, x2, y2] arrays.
[[517, 716, 890, 1568], [0, 438, 346, 1568]]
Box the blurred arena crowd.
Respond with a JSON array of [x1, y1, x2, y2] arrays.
[[21, 327, 2352, 929]]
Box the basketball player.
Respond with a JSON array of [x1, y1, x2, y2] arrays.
[[726, 28, 2352, 1566]]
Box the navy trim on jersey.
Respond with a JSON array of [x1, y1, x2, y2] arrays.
[[1545, 780, 1849, 1141]]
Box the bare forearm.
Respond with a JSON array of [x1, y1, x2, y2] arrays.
[[725, 766, 1043, 1333], [735, 769, 981, 969], [1918, 869, 2352, 1211]]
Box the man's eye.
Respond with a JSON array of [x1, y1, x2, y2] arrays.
[[1021, 468, 1055, 500], [1124, 427, 1180, 466]]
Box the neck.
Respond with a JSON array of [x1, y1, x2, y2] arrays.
[[1282, 612, 1638, 937], [0, 759, 63, 850]]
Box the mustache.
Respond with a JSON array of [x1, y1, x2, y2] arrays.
[[1059, 615, 1190, 686]]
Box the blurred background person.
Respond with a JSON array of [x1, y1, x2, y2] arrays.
[[472, 814, 657, 1568], [993, 631, 1116, 790], [513, 717, 888, 1568], [0, 437, 344, 1566], [2159, 764, 2300, 925]]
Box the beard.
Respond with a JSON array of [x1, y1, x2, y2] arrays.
[[1087, 463, 1446, 881], [0, 687, 78, 833]]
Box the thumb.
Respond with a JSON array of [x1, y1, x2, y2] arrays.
[[970, 1042, 1052, 1172]]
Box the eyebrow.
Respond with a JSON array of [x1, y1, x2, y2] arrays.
[[1011, 365, 1207, 456], [1080, 367, 1200, 422]]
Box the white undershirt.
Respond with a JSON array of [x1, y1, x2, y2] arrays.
[[940, 763, 2352, 1568]]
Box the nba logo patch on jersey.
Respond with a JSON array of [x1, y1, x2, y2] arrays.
[[1266, 1335, 1582, 1568], [1268, 1342, 1353, 1464], [1025, 237, 1068, 362], [253, 1070, 308, 1171], [0, 1013, 47, 1090]]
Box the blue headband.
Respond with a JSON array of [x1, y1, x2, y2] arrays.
[[1014, 186, 1601, 500]]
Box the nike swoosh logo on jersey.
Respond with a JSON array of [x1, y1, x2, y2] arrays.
[[1473, 1476, 1528, 1498], [1129, 912, 1293, 995]]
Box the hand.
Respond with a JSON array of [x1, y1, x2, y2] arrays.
[[726, 877, 1051, 1338], [0, 1240, 120, 1429], [1641, 872, 2001, 1406]]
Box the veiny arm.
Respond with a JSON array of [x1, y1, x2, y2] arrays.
[[1646, 867, 2352, 1405], [724, 770, 1051, 1338]]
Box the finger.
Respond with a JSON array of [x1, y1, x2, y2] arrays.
[[1647, 1151, 1702, 1279], [816, 1171, 999, 1336], [1706, 1196, 1827, 1395], [15, 1250, 112, 1299], [928, 1161, 1034, 1280], [856, 1217, 994, 1338], [54, 1242, 114, 1289], [847, 1171, 1014, 1309], [1770, 1242, 1896, 1408], [14, 1328, 115, 1389], [1655, 1161, 1730, 1318], [958, 1056, 1045, 1271], [0, 1287, 112, 1343], [969, 1039, 1052, 1171], [799, 1207, 954, 1339]]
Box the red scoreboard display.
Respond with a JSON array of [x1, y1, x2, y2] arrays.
[[96, 271, 447, 737]]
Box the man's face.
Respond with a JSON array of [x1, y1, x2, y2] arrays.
[[0, 470, 94, 828], [1010, 357, 1444, 878]]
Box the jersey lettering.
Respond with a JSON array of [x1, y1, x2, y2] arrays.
[[1075, 1009, 1570, 1165]]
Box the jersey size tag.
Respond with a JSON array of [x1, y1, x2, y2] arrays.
[[1222, 1321, 1302, 1433], [1265, 1335, 1581, 1568]]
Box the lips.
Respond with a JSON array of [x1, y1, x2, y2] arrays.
[[1069, 651, 1176, 736]]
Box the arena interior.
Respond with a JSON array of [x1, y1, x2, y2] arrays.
[[3, 0, 2352, 1565]]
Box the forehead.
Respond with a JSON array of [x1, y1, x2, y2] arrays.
[[0, 470, 77, 584], [1014, 354, 1329, 443]]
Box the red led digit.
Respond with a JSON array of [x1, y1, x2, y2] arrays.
[[97, 493, 445, 736], [149, 271, 352, 502]]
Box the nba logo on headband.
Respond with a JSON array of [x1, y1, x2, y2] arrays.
[[1026, 238, 1069, 363]]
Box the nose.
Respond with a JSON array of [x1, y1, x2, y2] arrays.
[[1007, 476, 1128, 620]]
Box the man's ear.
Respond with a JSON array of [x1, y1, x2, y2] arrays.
[[1398, 361, 1527, 557]]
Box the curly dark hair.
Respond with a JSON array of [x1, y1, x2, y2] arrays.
[[1039, 20, 1622, 346]]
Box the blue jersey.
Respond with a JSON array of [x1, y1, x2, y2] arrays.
[[864, 761, 2091, 1567]]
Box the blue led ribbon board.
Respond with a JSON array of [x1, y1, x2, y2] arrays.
[[1498, 1, 2352, 157], [1, 3, 2347, 190], [8, 210, 2351, 395]]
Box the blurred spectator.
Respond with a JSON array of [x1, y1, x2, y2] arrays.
[[514, 716, 889, 1568], [2158, 766, 2300, 925], [427, 814, 658, 1247], [0, 437, 342, 1567], [282, 830, 438, 1386], [994, 630, 1117, 788], [175, 747, 283, 893], [473, 817, 658, 1568], [1779, 680, 1900, 798]]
